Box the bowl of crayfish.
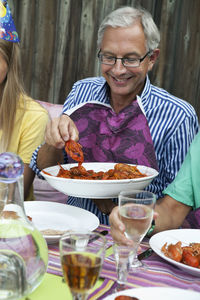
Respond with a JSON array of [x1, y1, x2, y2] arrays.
[[41, 140, 158, 198], [41, 162, 158, 199]]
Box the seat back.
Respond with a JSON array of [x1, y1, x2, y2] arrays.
[[33, 100, 67, 203]]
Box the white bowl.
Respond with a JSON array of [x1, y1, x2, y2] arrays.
[[41, 162, 158, 199]]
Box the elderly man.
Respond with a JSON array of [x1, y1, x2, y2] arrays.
[[30, 6, 198, 225]]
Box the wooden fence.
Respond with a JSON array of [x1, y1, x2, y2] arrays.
[[10, 0, 200, 118]]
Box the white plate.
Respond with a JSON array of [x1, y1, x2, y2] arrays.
[[149, 229, 200, 277], [41, 163, 158, 199], [104, 287, 200, 300], [24, 201, 99, 244]]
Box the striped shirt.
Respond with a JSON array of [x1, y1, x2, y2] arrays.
[[30, 76, 199, 225]]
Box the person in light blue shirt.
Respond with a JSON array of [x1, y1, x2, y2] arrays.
[[30, 6, 198, 225]]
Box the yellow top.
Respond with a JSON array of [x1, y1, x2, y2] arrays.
[[0, 96, 49, 201], [0, 95, 49, 163]]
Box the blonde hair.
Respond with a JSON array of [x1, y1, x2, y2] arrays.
[[0, 39, 26, 152]]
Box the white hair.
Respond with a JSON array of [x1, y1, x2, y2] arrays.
[[97, 6, 160, 51]]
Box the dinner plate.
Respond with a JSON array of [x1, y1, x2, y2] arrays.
[[149, 229, 200, 277], [24, 201, 99, 244], [41, 162, 158, 199], [103, 287, 200, 300]]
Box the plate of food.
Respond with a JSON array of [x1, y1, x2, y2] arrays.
[[103, 287, 200, 300], [149, 229, 200, 277], [41, 162, 158, 199], [24, 201, 99, 244]]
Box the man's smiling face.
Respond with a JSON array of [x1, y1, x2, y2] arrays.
[[100, 22, 154, 101]]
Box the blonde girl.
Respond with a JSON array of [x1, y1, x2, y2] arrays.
[[0, 39, 48, 200]]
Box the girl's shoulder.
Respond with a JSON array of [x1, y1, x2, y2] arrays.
[[18, 95, 48, 115]]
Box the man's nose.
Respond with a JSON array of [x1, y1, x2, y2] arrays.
[[112, 59, 127, 74]]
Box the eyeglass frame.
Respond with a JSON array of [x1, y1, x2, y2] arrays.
[[97, 50, 152, 68]]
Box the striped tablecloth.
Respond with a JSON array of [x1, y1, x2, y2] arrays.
[[47, 224, 113, 276], [47, 225, 200, 299]]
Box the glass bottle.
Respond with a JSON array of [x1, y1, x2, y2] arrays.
[[0, 152, 48, 299]]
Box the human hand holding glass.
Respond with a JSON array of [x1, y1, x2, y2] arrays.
[[59, 230, 107, 300], [118, 190, 156, 268]]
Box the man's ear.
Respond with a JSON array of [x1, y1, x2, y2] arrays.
[[148, 48, 160, 71]]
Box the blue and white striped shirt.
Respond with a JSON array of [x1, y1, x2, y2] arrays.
[[30, 76, 199, 225]]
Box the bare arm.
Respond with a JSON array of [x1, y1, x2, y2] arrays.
[[154, 195, 192, 234], [92, 199, 117, 215], [109, 195, 192, 245], [36, 143, 64, 170]]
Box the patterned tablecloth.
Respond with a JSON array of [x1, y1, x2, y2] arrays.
[[47, 225, 200, 299]]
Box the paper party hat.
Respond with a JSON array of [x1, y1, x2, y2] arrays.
[[0, 0, 19, 42]]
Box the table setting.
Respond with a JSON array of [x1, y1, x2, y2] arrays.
[[24, 159, 200, 299], [1, 154, 200, 300], [21, 223, 200, 300]]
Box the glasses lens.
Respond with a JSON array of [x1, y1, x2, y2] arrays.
[[99, 54, 115, 65], [123, 58, 140, 67]]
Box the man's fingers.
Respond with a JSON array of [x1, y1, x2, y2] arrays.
[[109, 206, 124, 231], [45, 115, 79, 148], [59, 114, 79, 142], [45, 118, 65, 148], [109, 206, 133, 246]]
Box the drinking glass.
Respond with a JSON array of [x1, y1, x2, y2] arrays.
[[118, 190, 156, 268], [112, 243, 134, 292], [59, 230, 107, 300]]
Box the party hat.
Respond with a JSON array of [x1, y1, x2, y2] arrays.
[[0, 0, 19, 42]]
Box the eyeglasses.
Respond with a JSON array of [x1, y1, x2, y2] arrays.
[[98, 50, 151, 68]]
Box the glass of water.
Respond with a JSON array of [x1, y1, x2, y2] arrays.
[[118, 190, 156, 268]]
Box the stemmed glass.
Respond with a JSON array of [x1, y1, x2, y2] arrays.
[[118, 190, 156, 268], [59, 230, 107, 300]]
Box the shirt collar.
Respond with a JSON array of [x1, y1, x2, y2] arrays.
[[95, 77, 111, 105], [140, 75, 152, 103]]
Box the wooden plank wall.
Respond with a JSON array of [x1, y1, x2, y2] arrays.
[[10, 0, 200, 118]]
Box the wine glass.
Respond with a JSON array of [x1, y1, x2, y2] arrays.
[[118, 190, 156, 268], [59, 230, 107, 300]]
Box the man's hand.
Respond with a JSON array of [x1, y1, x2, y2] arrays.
[[109, 206, 133, 246], [45, 114, 79, 148], [37, 115, 79, 170], [109, 206, 159, 245]]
